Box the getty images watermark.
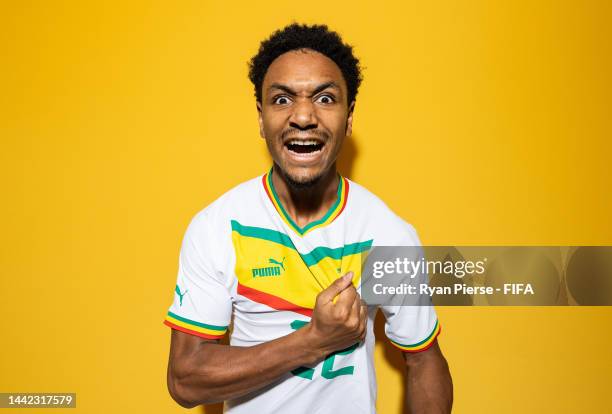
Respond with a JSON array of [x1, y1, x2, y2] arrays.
[[359, 247, 612, 306]]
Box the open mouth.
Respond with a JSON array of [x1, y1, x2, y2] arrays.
[[284, 139, 325, 154]]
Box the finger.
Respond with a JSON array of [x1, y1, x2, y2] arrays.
[[348, 290, 361, 319], [358, 304, 368, 341], [335, 283, 357, 309], [318, 272, 354, 304], [359, 299, 368, 321]]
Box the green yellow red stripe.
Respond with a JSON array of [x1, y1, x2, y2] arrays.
[[262, 168, 349, 236], [163, 311, 228, 339], [237, 282, 313, 317], [389, 320, 441, 353], [230, 220, 372, 267]]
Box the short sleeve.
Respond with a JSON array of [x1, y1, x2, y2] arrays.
[[379, 221, 441, 352], [163, 212, 233, 339], [380, 305, 440, 353]]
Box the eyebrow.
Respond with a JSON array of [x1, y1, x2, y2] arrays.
[[267, 81, 340, 97]]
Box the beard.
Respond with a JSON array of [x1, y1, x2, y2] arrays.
[[275, 164, 325, 190], [268, 126, 335, 190]]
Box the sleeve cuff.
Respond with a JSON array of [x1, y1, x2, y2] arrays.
[[388, 319, 441, 353], [164, 311, 228, 340]]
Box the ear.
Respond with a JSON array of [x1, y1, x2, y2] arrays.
[[345, 100, 356, 137], [257, 101, 265, 139]]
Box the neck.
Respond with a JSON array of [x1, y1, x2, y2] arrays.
[[271, 164, 340, 229]]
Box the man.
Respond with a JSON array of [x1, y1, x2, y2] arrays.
[[164, 23, 452, 413]]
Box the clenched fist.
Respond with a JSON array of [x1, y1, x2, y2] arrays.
[[305, 272, 368, 357]]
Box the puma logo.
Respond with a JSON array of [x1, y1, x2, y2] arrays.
[[268, 257, 286, 271], [252, 257, 286, 278], [175, 285, 188, 306]]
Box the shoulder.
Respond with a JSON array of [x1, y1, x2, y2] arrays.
[[181, 175, 263, 259], [346, 179, 421, 246], [177, 175, 265, 278], [187, 175, 262, 231]]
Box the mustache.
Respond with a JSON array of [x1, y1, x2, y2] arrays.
[[280, 128, 329, 141]]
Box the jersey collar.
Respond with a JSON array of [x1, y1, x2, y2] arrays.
[[262, 168, 349, 236]]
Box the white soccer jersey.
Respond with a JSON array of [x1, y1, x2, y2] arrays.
[[164, 169, 440, 413]]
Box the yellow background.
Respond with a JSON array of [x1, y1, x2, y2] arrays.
[[1, 1, 610, 413]]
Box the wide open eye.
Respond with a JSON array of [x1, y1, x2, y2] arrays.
[[273, 95, 292, 105], [315, 94, 335, 104]]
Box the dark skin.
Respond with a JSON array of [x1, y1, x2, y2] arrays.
[[256, 49, 355, 226], [167, 49, 453, 412], [403, 342, 453, 413], [168, 273, 366, 406]]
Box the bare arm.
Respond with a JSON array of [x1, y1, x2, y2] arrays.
[[403, 340, 453, 414], [167, 326, 321, 407], [167, 272, 366, 408]]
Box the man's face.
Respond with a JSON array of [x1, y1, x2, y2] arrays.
[[257, 49, 354, 186]]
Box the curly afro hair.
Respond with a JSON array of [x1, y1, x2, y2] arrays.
[[248, 23, 362, 105]]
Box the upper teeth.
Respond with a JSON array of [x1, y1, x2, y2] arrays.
[[287, 140, 320, 145]]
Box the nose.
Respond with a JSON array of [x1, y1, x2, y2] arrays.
[[289, 99, 318, 130]]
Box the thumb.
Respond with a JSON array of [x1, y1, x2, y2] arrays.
[[318, 272, 354, 304]]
